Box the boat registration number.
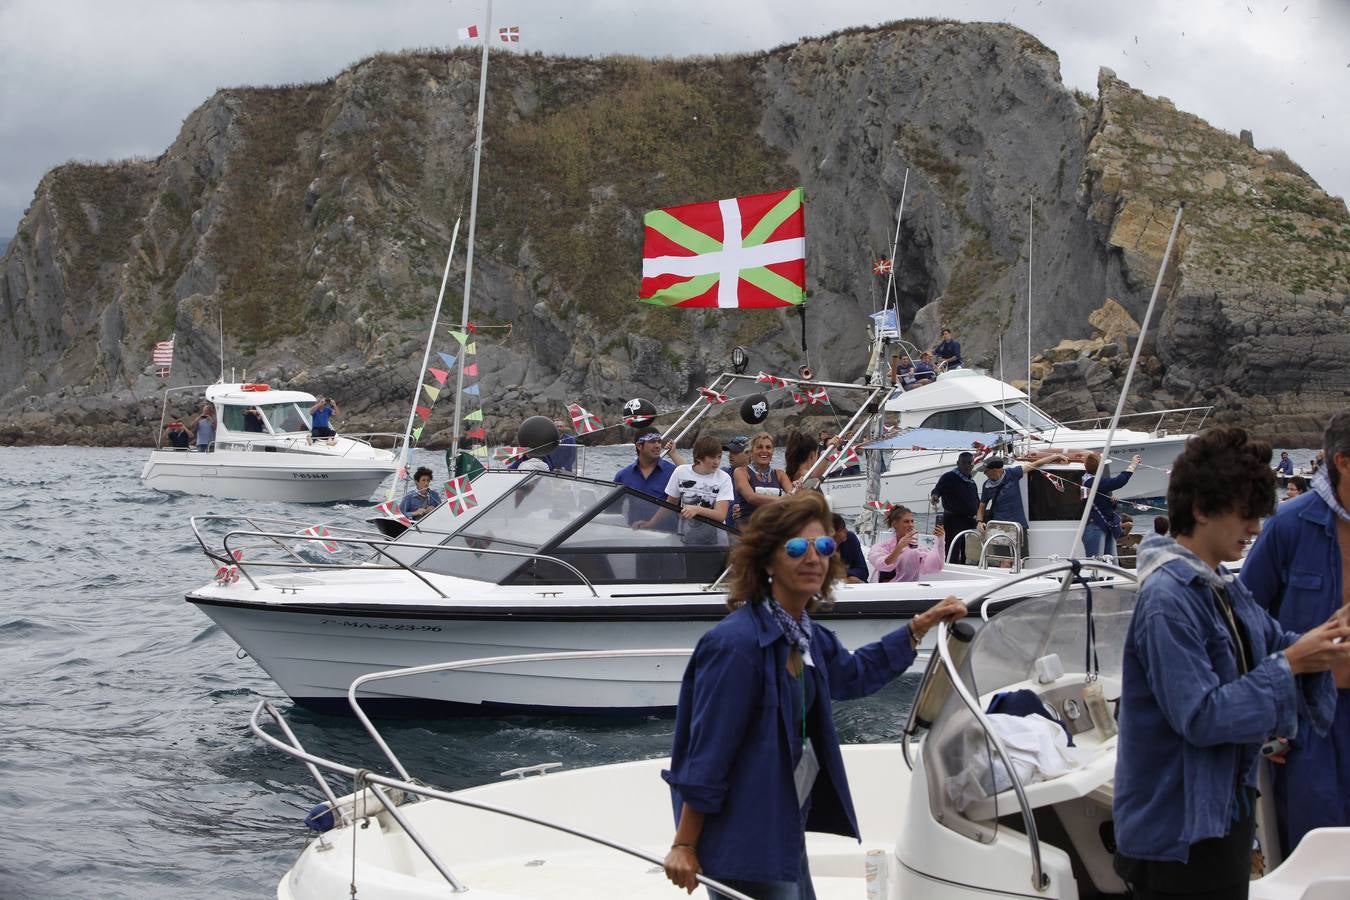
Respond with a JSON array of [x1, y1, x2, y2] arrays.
[[321, 620, 444, 632], [292, 473, 330, 479]]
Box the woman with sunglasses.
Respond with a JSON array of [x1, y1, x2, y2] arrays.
[[662, 491, 965, 899]]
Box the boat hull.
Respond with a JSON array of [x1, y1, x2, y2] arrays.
[[191, 592, 955, 715], [142, 450, 396, 503]]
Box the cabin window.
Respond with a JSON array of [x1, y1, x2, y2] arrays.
[[920, 407, 1005, 433]]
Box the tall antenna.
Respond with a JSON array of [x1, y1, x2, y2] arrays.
[[401, 218, 463, 474], [449, 0, 494, 463], [217, 306, 225, 383], [1026, 196, 1034, 402]]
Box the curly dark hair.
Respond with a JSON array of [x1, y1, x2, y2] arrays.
[[1166, 426, 1275, 536], [725, 491, 843, 612], [413, 466, 434, 482]]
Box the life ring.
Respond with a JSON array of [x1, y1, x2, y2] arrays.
[[241, 383, 270, 392]]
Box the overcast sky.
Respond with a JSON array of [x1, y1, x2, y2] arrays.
[[1, 0, 1346, 237]]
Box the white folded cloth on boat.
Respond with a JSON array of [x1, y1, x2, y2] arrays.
[[946, 713, 1080, 813]]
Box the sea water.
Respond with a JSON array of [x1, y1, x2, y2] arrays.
[[0, 444, 927, 899]]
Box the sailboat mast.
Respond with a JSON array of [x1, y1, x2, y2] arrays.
[[401, 218, 462, 471], [1026, 196, 1033, 401], [869, 168, 909, 385], [449, 0, 493, 463]]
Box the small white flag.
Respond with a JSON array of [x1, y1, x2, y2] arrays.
[[498, 25, 520, 43], [457, 24, 479, 40]]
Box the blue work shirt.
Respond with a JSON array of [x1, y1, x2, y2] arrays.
[[838, 530, 869, 581], [1082, 469, 1133, 533], [662, 601, 917, 883], [399, 488, 441, 517], [312, 406, 334, 429], [1114, 535, 1336, 863], [934, 338, 962, 368], [1241, 491, 1350, 850], [1275, 458, 1294, 477], [613, 458, 675, 501], [931, 467, 980, 519], [980, 465, 1027, 528]]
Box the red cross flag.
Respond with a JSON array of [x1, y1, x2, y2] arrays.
[[498, 25, 520, 43], [755, 372, 789, 389], [302, 525, 339, 553], [567, 402, 602, 435], [697, 386, 729, 404], [445, 476, 479, 515], [829, 446, 859, 466], [639, 188, 805, 308], [872, 259, 893, 276], [493, 445, 528, 465], [215, 549, 244, 584], [375, 500, 412, 526], [863, 500, 893, 512]]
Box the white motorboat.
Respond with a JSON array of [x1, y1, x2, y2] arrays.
[[818, 368, 1208, 518], [141, 383, 402, 502], [250, 562, 1349, 899], [186, 469, 1067, 715]]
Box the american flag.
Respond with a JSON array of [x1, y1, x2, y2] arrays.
[[152, 336, 174, 378]]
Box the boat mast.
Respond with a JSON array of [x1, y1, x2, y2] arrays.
[[1071, 204, 1184, 554], [401, 217, 463, 472], [217, 307, 225, 383], [1026, 196, 1033, 402], [870, 169, 909, 385], [449, 0, 493, 464]]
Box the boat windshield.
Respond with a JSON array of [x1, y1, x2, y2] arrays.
[[993, 400, 1060, 433], [919, 577, 1138, 837], [410, 472, 734, 585], [218, 402, 312, 434]]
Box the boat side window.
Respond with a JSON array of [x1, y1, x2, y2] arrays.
[[920, 407, 1005, 433], [218, 404, 249, 432], [995, 400, 1059, 432], [261, 403, 310, 433]]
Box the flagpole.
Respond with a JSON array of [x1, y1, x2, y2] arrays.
[[882, 168, 909, 325], [1026, 195, 1033, 401], [450, 0, 492, 467], [401, 217, 462, 473]]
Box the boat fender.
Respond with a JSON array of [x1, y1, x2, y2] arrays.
[[622, 397, 657, 429], [740, 393, 769, 425], [240, 383, 270, 392], [517, 415, 559, 458], [798, 365, 813, 380], [304, 803, 336, 833]]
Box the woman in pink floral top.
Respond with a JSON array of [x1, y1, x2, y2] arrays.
[[869, 505, 946, 583]]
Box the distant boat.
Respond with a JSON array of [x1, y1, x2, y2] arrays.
[[141, 382, 402, 503]]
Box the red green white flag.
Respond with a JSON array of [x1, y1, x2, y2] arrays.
[[444, 476, 479, 515], [639, 187, 805, 308]]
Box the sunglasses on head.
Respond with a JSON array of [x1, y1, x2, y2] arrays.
[[784, 536, 837, 559]]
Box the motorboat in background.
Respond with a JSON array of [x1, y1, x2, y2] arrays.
[[819, 368, 1207, 517], [186, 469, 1067, 715], [247, 563, 1350, 899], [141, 382, 403, 502]]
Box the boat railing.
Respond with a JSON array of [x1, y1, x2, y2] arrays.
[[1051, 404, 1213, 438], [189, 516, 600, 599], [207, 431, 404, 458], [976, 521, 1023, 573], [248, 649, 756, 900]]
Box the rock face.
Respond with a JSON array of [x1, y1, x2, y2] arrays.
[[1, 25, 1346, 448]]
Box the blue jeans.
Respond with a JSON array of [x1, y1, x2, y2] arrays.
[[1082, 522, 1115, 558], [706, 838, 815, 900]]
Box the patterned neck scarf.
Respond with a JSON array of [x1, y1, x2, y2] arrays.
[[768, 599, 814, 665], [1312, 469, 1350, 524]]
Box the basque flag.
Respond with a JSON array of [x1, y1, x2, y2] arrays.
[[639, 188, 805, 308]]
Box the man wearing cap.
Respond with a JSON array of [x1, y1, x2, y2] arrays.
[[976, 453, 1066, 556], [930, 451, 980, 565], [721, 436, 751, 528], [614, 432, 684, 522]]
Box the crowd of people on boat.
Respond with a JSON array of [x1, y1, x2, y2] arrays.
[[887, 326, 964, 391]]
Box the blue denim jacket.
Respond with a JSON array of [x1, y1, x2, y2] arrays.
[[662, 601, 917, 883], [1241, 491, 1350, 848], [1114, 535, 1336, 862]]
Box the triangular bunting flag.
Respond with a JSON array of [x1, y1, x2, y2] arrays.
[[411, 425, 424, 440], [450, 331, 468, 346], [463, 362, 478, 377], [463, 384, 480, 396], [464, 409, 483, 422], [415, 404, 432, 421], [465, 342, 477, 355], [464, 427, 487, 440], [567, 402, 602, 435], [444, 475, 479, 515], [437, 352, 458, 369], [471, 445, 489, 458], [423, 384, 441, 401], [427, 367, 449, 385]]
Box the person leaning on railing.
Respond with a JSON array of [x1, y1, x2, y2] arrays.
[[661, 491, 965, 899]]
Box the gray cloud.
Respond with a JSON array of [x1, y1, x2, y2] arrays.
[[1, 0, 1345, 236]]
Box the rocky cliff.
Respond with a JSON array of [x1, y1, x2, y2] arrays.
[[2, 21, 1345, 448]]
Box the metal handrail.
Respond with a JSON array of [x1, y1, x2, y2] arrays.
[[933, 619, 1050, 893], [249, 650, 757, 900], [1053, 404, 1213, 435], [204, 529, 601, 599]]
